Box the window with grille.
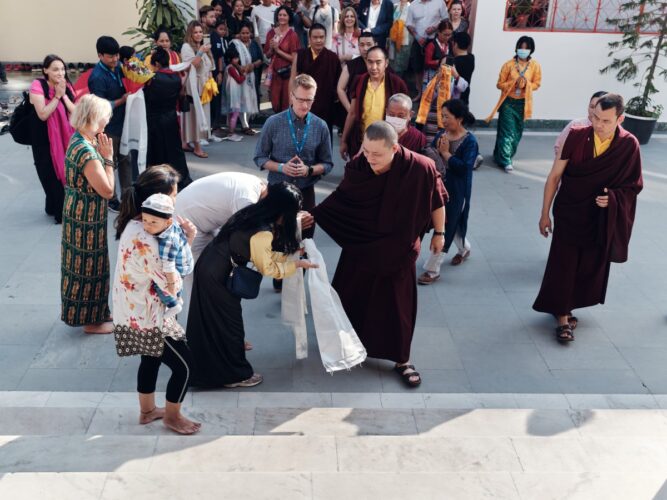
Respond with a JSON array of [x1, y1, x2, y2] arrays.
[[503, 0, 645, 33]]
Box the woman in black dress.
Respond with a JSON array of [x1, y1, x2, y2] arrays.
[[143, 47, 192, 190], [186, 182, 317, 388]]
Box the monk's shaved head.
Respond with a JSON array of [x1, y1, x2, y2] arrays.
[[388, 93, 412, 112], [365, 121, 398, 147]]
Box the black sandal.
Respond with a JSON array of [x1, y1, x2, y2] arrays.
[[555, 325, 575, 344], [567, 313, 578, 330], [394, 364, 422, 388]]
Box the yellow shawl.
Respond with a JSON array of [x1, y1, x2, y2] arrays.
[[485, 58, 542, 123], [389, 20, 406, 49], [416, 65, 452, 128], [200, 77, 219, 105]]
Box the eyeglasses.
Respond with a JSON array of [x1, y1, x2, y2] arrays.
[[291, 93, 315, 104]]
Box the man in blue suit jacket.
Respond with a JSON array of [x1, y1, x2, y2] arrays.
[[356, 0, 394, 49]]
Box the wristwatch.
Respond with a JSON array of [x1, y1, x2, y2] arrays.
[[433, 231, 445, 236], [307, 166, 314, 177]]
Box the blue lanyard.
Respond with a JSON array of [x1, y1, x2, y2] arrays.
[[98, 62, 124, 88], [287, 108, 311, 157]]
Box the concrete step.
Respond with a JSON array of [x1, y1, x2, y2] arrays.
[[2, 471, 667, 500], [2, 392, 667, 498]]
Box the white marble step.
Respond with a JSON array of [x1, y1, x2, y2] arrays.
[[2, 472, 667, 500], [4, 405, 667, 438]]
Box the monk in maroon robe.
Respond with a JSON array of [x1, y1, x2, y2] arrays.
[[312, 121, 446, 387], [291, 23, 341, 128], [340, 46, 408, 160], [385, 92, 427, 152], [533, 94, 642, 344]]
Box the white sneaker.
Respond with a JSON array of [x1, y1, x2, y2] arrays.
[[474, 154, 484, 170], [200, 139, 209, 146], [504, 164, 514, 173], [210, 135, 223, 143], [229, 134, 243, 142]]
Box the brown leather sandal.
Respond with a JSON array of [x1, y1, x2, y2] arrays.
[[555, 325, 574, 344]]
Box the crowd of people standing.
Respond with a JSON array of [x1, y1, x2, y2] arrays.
[[16, 0, 643, 436]]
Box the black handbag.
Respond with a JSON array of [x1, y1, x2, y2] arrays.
[[226, 255, 263, 299], [275, 65, 291, 80], [179, 94, 192, 113]]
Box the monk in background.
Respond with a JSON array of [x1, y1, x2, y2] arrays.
[[533, 93, 643, 344], [312, 121, 446, 387]]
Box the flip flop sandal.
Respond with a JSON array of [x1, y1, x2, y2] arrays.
[[555, 325, 574, 344], [394, 364, 422, 388], [182, 146, 194, 153], [193, 151, 208, 158]]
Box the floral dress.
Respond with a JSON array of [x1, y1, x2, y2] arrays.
[[61, 132, 110, 326], [112, 220, 184, 356]]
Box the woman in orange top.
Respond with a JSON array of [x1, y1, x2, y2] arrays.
[[486, 36, 541, 173]]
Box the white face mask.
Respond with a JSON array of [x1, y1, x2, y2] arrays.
[[385, 115, 408, 133]]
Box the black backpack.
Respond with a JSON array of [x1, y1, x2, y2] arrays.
[[9, 79, 54, 146]]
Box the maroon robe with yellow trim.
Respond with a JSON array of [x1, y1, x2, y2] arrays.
[[347, 71, 408, 157], [533, 125, 643, 315], [312, 146, 446, 362], [296, 47, 341, 125]]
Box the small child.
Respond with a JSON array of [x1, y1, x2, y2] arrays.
[[141, 193, 194, 318], [224, 47, 246, 142]]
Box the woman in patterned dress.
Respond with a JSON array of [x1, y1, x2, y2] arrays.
[[61, 94, 115, 334], [112, 165, 201, 435]]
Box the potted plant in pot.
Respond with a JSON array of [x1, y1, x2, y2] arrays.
[[123, 0, 194, 55], [601, 0, 667, 145]]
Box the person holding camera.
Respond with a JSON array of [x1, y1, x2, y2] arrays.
[[180, 21, 215, 159]]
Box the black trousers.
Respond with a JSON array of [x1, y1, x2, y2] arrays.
[[137, 337, 192, 403], [31, 129, 64, 222], [301, 184, 316, 239]]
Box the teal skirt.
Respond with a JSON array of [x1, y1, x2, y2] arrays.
[[493, 98, 525, 167]]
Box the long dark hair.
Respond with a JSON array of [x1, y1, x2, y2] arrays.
[[115, 165, 181, 239], [442, 98, 476, 127], [217, 182, 303, 254]]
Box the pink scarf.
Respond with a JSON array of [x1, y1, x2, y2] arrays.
[[42, 83, 76, 185]]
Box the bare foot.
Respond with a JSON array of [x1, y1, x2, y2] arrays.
[[83, 322, 113, 334], [139, 406, 165, 425], [163, 414, 201, 435], [244, 340, 253, 351]]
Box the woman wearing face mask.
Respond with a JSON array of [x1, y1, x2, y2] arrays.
[[485, 36, 541, 173], [29, 54, 76, 224], [419, 98, 478, 285]]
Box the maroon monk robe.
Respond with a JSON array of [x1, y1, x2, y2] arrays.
[[347, 71, 409, 157], [312, 146, 446, 363], [533, 126, 643, 316], [398, 126, 427, 152], [296, 47, 342, 125]]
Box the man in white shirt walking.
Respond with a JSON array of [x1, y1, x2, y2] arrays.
[[251, 0, 278, 46], [405, 0, 448, 101]]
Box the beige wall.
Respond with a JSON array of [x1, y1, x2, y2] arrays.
[[0, 0, 148, 63]]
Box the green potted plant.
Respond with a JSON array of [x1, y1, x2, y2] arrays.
[[123, 0, 194, 55], [601, 0, 667, 145]]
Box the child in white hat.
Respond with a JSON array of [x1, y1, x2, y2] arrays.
[[141, 193, 194, 318]]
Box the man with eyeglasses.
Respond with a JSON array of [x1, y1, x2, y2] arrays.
[[254, 74, 334, 291]]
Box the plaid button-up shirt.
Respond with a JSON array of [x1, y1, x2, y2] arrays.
[[157, 222, 194, 276]]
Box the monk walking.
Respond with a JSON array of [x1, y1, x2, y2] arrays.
[[533, 94, 643, 344], [312, 121, 446, 387]]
